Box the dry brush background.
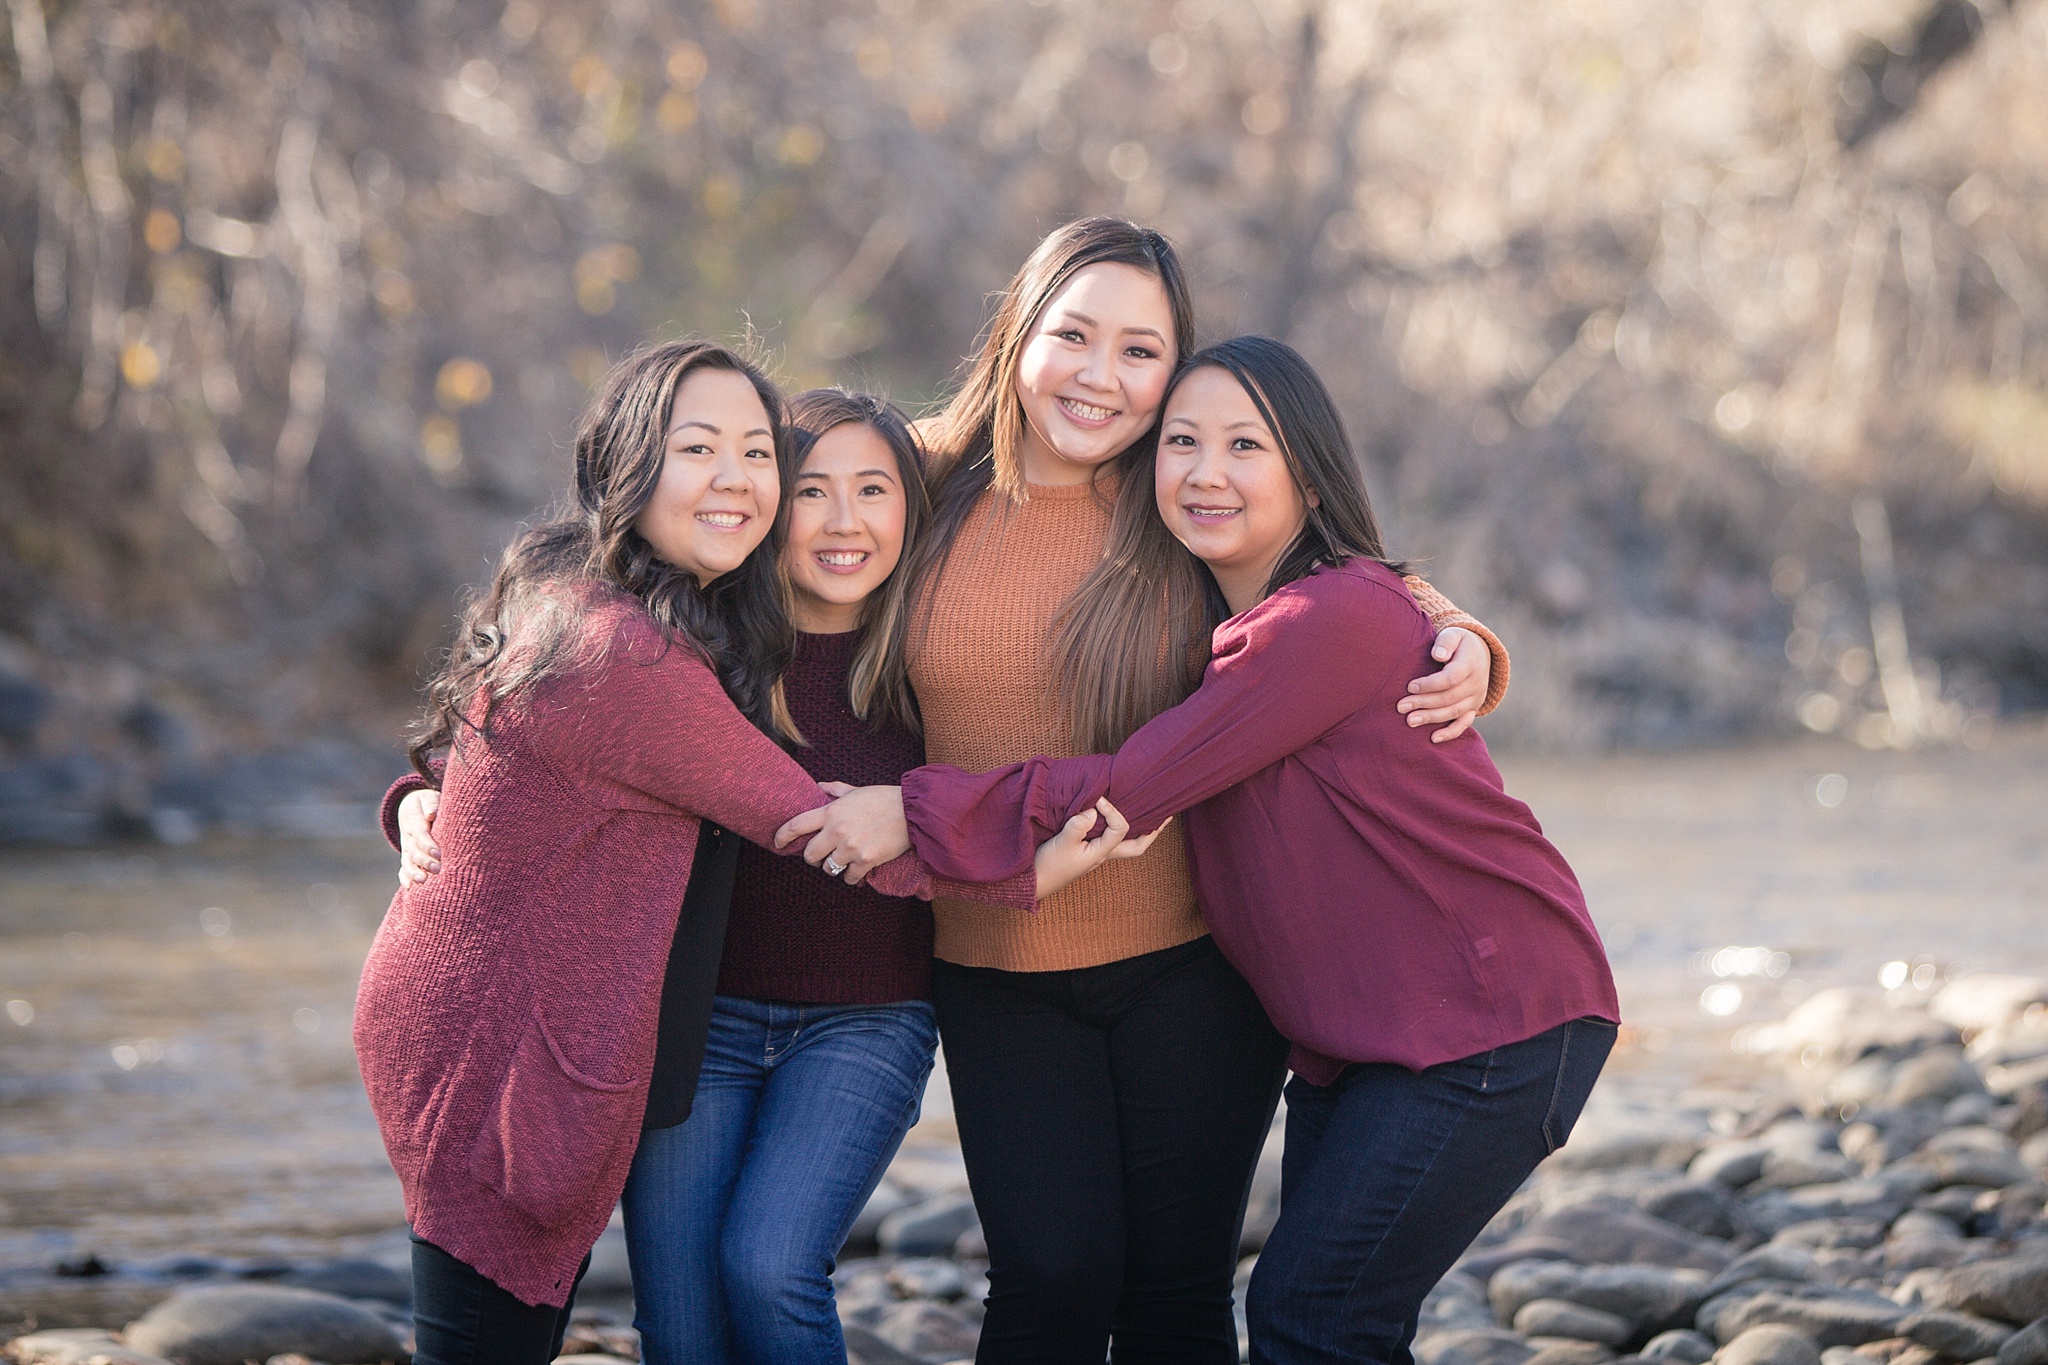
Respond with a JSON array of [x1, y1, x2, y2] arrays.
[[1, 0, 2045, 838]]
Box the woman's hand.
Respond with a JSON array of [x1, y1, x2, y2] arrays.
[[774, 784, 910, 886], [1033, 798, 1167, 900], [1398, 626, 1491, 743], [397, 789, 442, 886]]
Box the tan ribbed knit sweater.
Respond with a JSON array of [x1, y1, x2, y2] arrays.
[[909, 479, 1507, 972]]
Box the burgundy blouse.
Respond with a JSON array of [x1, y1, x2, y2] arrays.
[[899, 559, 1619, 1082]]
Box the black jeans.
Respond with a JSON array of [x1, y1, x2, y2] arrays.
[[932, 936, 1290, 1365], [409, 1232, 589, 1365], [1247, 1017, 1617, 1365]]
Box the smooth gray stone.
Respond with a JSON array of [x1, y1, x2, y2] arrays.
[[1892, 1049, 1991, 1107], [1643, 1182, 1747, 1241], [878, 1191, 980, 1257], [1491, 1261, 1711, 1338], [1718, 1324, 1823, 1365], [1518, 1206, 1734, 1273], [1709, 1246, 1824, 1298], [1929, 1150, 2036, 1190], [1526, 1341, 1618, 1365], [843, 1322, 937, 1365], [1460, 1240, 1581, 1284], [1692, 1142, 1772, 1190], [1755, 1153, 1863, 1193], [1997, 1318, 2048, 1365], [1414, 1327, 1539, 1365], [274, 1257, 413, 1307], [1425, 1270, 1503, 1333], [871, 1299, 979, 1361], [1939, 1251, 2048, 1325], [124, 1285, 405, 1365], [1900, 1308, 2016, 1359], [1745, 1181, 1914, 1234], [4, 1328, 175, 1365], [886, 1256, 966, 1301], [1517, 1300, 1635, 1347], [1709, 1289, 1907, 1347], [844, 1180, 912, 1250], [1641, 1329, 1717, 1363]]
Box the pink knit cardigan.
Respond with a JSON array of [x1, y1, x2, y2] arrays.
[[353, 597, 1031, 1306]]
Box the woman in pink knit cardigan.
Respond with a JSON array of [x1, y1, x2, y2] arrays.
[[354, 341, 1135, 1365]]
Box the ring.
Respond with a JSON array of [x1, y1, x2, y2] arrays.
[[822, 857, 846, 877]]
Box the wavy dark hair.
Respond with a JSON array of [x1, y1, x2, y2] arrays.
[[771, 388, 930, 740], [1057, 335, 1405, 751], [409, 340, 795, 778]]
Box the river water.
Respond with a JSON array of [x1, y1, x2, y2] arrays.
[[3, 729, 2045, 1330]]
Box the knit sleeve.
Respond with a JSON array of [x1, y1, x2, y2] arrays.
[[550, 611, 1035, 910], [377, 764, 441, 852], [1403, 574, 1510, 716]]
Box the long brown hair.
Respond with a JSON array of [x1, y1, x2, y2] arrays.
[[771, 388, 930, 740], [409, 340, 796, 778], [899, 217, 1195, 747], [1059, 334, 1405, 751]]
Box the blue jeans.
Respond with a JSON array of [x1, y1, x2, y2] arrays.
[[621, 995, 939, 1365], [1247, 1017, 1617, 1365]]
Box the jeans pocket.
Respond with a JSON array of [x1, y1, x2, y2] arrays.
[[469, 1011, 644, 1230], [1540, 1018, 1618, 1154]]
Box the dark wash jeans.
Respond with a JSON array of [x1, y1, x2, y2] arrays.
[[409, 1232, 589, 1365], [1247, 1016, 1617, 1365], [932, 935, 1290, 1365]]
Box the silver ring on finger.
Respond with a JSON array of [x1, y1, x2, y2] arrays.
[[822, 856, 846, 877]]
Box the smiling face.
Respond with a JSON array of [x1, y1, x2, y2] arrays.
[[1155, 365, 1318, 616], [1011, 262, 1177, 486], [632, 366, 781, 585], [781, 421, 909, 633]]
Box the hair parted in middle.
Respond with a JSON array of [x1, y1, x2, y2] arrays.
[[1056, 334, 1404, 753], [408, 338, 799, 779], [771, 388, 930, 740]]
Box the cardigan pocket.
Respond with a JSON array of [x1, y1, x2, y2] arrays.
[[469, 1010, 644, 1231]]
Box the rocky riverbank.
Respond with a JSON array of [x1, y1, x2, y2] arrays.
[[13, 969, 2048, 1365]]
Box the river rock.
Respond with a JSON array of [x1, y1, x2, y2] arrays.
[[1491, 1260, 1711, 1338], [871, 1299, 979, 1360], [1517, 1206, 1733, 1273], [1828, 1061, 1903, 1114], [844, 1322, 940, 1365], [1719, 1324, 1825, 1365], [878, 1192, 980, 1257], [1517, 1300, 1636, 1347], [1898, 1308, 2015, 1359], [1708, 1246, 1826, 1297], [1416, 1327, 1540, 1365], [124, 1285, 405, 1365], [1694, 1142, 1774, 1190], [1462, 1240, 1582, 1284], [1746, 1181, 1919, 1235], [1934, 1251, 2048, 1325], [1426, 1271, 1504, 1332], [1549, 1112, 1708, 1172], [1927, 1152, 2032, 1191], [1891, 1051, 1989, 1108], [1642, 1329, 1718, 1363], [1709, 1289, 1907, 1347], [846, 1180, 914, 1249], [887, 1257, 966, 1301], [1892, 1211, 1967, 1242], [4, 1329, 175, 1365], [1757, 1153, 1865, 1193], [274, 1257, 413, 1306], [1996, 1318, 2048, 1365], [1526, 1341, 1619, 1365], [1930, 978, 2048, 1036], [1643, 1182, 1749, 1241], [2021, 1136, 2048, 1179]]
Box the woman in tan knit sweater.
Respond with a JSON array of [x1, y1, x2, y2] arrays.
[[848, 218, 1507, 1363]]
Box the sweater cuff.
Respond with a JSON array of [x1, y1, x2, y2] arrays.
[[378, 764, 441, 852], [935, 868, 1039, 913], [1403, 575, 1511, 717]]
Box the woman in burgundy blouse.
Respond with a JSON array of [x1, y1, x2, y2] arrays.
[[788, 337, 1621, 1365]]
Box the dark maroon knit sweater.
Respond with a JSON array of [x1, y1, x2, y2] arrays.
[[717, 628, 934, 1004]]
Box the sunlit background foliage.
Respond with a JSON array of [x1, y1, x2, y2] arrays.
[[1, 0, 2045, 836]]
